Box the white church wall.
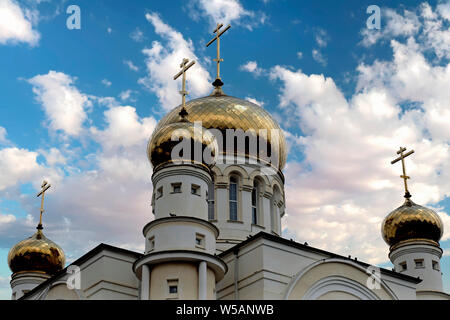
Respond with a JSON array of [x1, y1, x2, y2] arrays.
[[217, 234, 420, 300], [23, 245, 141, 300]]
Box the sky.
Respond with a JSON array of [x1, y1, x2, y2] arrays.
[[0, 0, 450, 299]]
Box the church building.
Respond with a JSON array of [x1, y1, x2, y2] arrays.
[[6, 24, 449, 301]]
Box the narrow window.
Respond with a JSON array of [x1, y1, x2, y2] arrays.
[[252, 181, 259, 225], [171, 183, 182, 193], [157, 187, 163, 199], [432, 260, 440, 271], [399, 261, 407, 271], [415, 259, 424, 269], [167, 279, 179, 299], [191, 184, 200, 196], [229, 176, 238, 221], [195, 233, 205, 249], [148, 236, 155, 251], [208, 182, 215, 220]]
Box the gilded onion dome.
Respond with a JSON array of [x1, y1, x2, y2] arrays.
[[148, 120, 218, 170], [382, 197, 444, 248], [8, 229, 65, 275], [150, 94, 287, 170]]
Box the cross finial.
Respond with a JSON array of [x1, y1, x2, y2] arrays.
[[36, 180, 51, 230], [206, 23, 231, 88], [391, 147, 415, 198], [174, 58, 196, 121]]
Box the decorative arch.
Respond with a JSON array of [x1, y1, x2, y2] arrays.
[[210, 166, 222, 178], [283, 258, 398, 300], [303, 276, 380, 300], [222, 165, 250, 181], [38, 279, 85, 300], [249, 170, 270, 192]]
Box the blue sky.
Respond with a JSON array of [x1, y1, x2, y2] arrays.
[[0, 0, 450, 299]]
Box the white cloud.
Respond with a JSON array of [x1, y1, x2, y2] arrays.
[[297, 51, 303, 59], [361, 8, 420, 47], [101, 79, 112, 87], [124, 60, 139, 72], [119, 90, 136, 102], [245, 97, 264, 107], [0, 147, 61, 192], [419, 2, 450, 60], [40, 147, 67, 166], [315, 28, 328, 47], [312, 49, 327, 66], [130, 27, 144, 42], [139, 12, 211, 111], [28, 71, 91, 137], [0, 126, 7, 144], [438, 1, 450, 20], [271, 23, 450, 264], [240, 60, 263, 76], [90, 105, 156, 152], [0, 0, 40, 46], [359, 2, 450, 60], [189, 0, 264, 30]]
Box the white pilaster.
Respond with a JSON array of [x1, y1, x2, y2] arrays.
[[198, 261, 207, 300], [141, 264, 150, 300]]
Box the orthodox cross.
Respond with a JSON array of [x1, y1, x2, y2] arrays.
[[36, 180, 51, 230], [391, 147, 415, 198], [174, 58, 196, 120], [206, 23, 231, 87]]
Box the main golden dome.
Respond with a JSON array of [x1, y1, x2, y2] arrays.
[[8, 229, 65, 275], [382, 198, 444, 248], [150, 94, 287, 170]]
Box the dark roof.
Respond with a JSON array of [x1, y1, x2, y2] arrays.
[[19, 243, 143, 300], [219, 231, 422, 284]]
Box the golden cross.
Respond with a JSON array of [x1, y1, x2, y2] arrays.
[[174, 58, 196, 119], [36, 180, 51, 230], [391, 147, 415, 198], [206, 23, 231, 85]]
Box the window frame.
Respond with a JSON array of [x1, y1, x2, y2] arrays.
[[229, 176, 239, 221], [414, 259, 425, 269], [191, 184, 201, 196], [167, 279, 179, 299], [251, 180, 260, 225], [156, 186, 163, 199], [399, 261, 407, 271], [171, 183, 182, 194], [195, 233, 205, 249]]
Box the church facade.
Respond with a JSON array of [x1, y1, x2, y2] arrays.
[[6, 24, 450, 300]]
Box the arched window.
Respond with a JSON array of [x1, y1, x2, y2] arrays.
[[229, 176, 238, 221], [252, 181, 260, 225]]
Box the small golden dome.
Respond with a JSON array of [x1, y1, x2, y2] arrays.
[[148, 121, 218, 169], [151, 94, 287, 170], [8, 229, 65, 275], [382, 198, 444, 248]]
